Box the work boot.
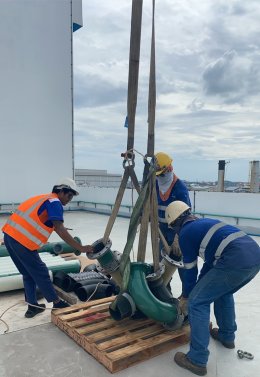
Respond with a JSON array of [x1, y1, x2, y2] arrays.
[[52, 300, 70, 309], [25, 303, 46, 318], [174, 352, 207, 376], [210, 327, 235, 349]]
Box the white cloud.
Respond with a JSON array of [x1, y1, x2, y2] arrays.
[[73, 0, 260, 181]]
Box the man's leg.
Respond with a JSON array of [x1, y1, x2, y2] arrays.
[[4, 234, 38, 304], [185, 266, 260, 366], [185, 268, 237, 366], [4, 234, 59, 303], [212, 265, 260, 344], [214, 294, 236, 343]]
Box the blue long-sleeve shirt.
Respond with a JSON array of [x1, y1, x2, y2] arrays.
[[156, 178, 191, 245], [178, 218, 260, 297]]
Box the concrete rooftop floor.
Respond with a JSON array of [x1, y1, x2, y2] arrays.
[[0, 212, 260, 377]]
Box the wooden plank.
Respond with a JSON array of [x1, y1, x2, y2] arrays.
[[97, 324, 163, 351], [54, 284, 78, 305], [81, 318, 154, 342], [69, 314, 112, 329], [52, 297, 190, 373]]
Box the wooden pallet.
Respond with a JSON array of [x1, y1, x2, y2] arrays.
[[51, 296, 190, 373]]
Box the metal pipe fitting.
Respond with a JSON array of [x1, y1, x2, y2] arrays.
[[127, 262, 180, 325], [87, 238, 122, 286], [109, 292, 136, 321], [161, 247, 184, 285]]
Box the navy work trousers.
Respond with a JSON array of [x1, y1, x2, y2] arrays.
[[4, 233, 59, 305], [186, 264, 260, 366]]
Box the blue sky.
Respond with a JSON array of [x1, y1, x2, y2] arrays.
[[73, 0, 260, 182]]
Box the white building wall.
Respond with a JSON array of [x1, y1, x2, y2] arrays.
[[76, 188, 259, 217], [191, 191, 260, 218], [0, 0, 82, 203]]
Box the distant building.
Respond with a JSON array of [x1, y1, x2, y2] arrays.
[[75, 169, 122, 188]]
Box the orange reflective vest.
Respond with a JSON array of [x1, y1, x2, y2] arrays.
[[2, 193, 59, 250]]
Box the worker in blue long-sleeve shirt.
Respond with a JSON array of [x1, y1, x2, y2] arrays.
[[155, 152, 191, 292], [165, 200, 260, 376], [155, 152, 191, 248]]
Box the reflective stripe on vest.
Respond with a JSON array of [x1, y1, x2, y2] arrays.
[[158, 205, 167, 211], [6, 219, 44, 247], [199, 222, 246, 264], [158, 216, 167, 223], [184, 259, 198, 269], [199, 222, 226, 259], [3, 194, 56, 250], [15, 209, 50, 238], [158, 205, 167, 223]]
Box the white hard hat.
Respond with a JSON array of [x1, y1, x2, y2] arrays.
[[55, 177, 79, 195], [165, 201, 191, 226]]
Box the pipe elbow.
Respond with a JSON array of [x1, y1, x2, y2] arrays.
[[127, 262, 179, 324]]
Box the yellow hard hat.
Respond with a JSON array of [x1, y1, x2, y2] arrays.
[[155, 152, 173, 175]]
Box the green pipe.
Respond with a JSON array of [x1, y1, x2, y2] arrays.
[[52, 237, 82, 256], [0, 237, 82, 257], [0, 245, 10, 257], [0, 243, 52, 257], [127, 262, 179, 324]]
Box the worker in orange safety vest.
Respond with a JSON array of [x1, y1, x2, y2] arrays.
[[2, 178, 93, 318]]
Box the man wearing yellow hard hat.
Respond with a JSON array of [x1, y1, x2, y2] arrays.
[[155, 152, 191, 253]]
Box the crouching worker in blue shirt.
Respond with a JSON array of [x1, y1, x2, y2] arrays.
[[165, 201, 260, 376]]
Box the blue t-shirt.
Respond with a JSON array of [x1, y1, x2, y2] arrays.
[[38, 197, 63, 228]]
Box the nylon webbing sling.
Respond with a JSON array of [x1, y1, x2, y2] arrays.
[[104, 0, 162, 291], [144, 0, 160, 272], [136, 0, 158, 266], [103, 0, 143, 249]]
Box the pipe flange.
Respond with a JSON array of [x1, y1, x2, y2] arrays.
[[146, 263, 165, 281], [87, 238, 112, 260], [96, 263, 107, 275], [161, 248, 184, 268]]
